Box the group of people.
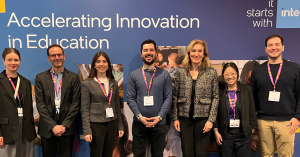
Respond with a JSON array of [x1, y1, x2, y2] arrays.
[[0, 34, 299, 157]]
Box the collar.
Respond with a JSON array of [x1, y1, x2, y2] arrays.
[[143, 65, 156, 71], [225, 82, 240, 93], [52, 67, 64, 75]]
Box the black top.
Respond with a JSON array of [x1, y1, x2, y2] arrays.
[[250, 59, 300, 120], [190, 80, 196, 118]]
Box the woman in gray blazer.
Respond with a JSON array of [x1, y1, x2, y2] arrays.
[[81, 51, 124, 157]]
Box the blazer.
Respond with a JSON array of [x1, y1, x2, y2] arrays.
[[172, 67, 219, 122], [0, 71, 36, 143], [35, 68, 81, 138], [214, 82, 257, 138], [81, 78, 124, 136]]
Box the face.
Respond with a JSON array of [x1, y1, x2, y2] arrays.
[[265, 37, 284, 60], [47, 47, 65, 68], [189, 44, 204, 64], [246, 70, 252, 85], [95, 55, 108, 75], [141, 43, 157, 65], [113, 64, 121, 71], [223, 67, 238, 86], [3, 53, 20, 73], [158, 53, 163, 61]]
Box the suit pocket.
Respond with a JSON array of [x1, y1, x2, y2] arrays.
[[200, 98, 211, 104], [0, 118, 8, 124]]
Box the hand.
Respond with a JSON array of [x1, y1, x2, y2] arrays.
[[173, 120, 181, 132], [287, 118, 300, 134], [214, 131, 223, 145], [146, 117, 160, 127], [203, 121, 213, 133], [0, 137, 3, 148], [84, 134, 92, 143], [60, 125, 66, 133], [139, 117, 151, 126], [52, 125, 64, 136], [119, 131, 124, 137]]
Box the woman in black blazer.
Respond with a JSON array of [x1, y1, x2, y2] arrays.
[[0, 48, 36, 157], [81, 51, 124, 157], [214, 62, 257, 157]]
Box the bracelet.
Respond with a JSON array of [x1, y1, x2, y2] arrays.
[[157, 116, 162, 121], [137, 114, 143, 120]]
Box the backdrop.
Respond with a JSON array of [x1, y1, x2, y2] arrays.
[[1, 0, 299, 156]]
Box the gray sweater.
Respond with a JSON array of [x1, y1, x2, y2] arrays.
[[127, 67, 172, 124], [81, 78, 124, 135]]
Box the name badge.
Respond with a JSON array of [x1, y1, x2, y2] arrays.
[[144, 96, 154, 106], [229, 119, 240, 128], [106, 107, 114, 118], [17, 107, 23, 117], [268, 91, 280, 102]]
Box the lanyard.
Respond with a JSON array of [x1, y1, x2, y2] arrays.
[[228, 89, 237, 119], [267, 60, 283, 91], [50, 68, 63, 97], [6, 72, 22, 105], [142, 67, 156, 96], [96, 77, 113, 105]]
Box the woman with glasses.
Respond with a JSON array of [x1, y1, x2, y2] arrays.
[[214, 62, 257, 157], [0, 48, 36, 157], [81, 51, 124, 157], [172, 39, 219, 157]]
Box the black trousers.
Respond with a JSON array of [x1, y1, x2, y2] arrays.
[[90, 120, 118, 157], [179, 116, 211, 157], [218, 127, 253, 157], [132, 121, 166, 157], [41, 134, 75, 157]]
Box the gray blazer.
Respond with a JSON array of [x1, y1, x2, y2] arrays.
[[81, 78, 124, 135]]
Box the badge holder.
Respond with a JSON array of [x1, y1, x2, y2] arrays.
[[106, 107, 114, 118], [18, 107, 23, 117]]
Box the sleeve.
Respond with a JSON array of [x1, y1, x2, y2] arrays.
[[248, 86, 257, 129], [115, 82, 124, 131], [35, 75, 57, 131], [293, 65, 300, 119], [158, 72, 172, 119], [171, 69, 181, 121], [61, 75, 81, 128], [208, 69, 219, 123], [81, 81, 92, 135], [0, 126, 2, 137], [126, 72, 141, 117], [250, 68, 259, 112]]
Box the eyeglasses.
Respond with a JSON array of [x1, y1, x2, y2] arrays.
[[223, 72, 237, 77], [48, 53, 63, 58]]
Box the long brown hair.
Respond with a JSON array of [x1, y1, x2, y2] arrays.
[[86, 51, 114, 80]]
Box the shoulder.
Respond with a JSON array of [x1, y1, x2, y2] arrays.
[[284, 59, 300, 69], [36, 70, 49, 78], [252, 61, 267, 72], [204, 67, 217, 76], [18, 74, 30, 83], [240, 83, 252, 92], [129, 68, 141, 77], [176, 67, 187, 75], [64, 69, 78, 78]]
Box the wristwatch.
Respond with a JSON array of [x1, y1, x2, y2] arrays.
[[137, 114, 143, 120], [157, 116, 162, 121]]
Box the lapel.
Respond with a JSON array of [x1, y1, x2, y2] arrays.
[[60, 69, 69, 104], [222, 87, 229, 126], [45, 69, 55, 107], [19, 75, 27, 105], [0, 71, 16, 103], [108, 80, 115, 97]]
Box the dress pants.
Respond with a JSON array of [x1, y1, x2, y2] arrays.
[[41, 134, 75, 157], [218, 127, 253, 157], [90, 120, 118, 157], [179, 116, 211, 157], [132, 121, 166, 157]]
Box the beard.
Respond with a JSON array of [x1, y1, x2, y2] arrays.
[[142, 54, 157, 65]]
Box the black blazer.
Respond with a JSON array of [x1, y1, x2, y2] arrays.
[[35, 68, 81, 138], [0, 71, 36, 143], [214, 82, 257, 138]]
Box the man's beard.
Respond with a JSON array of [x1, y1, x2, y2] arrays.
[[142, 54, 157, 65]]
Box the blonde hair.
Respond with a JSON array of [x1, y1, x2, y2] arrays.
[[182, 39, 210, 71]]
